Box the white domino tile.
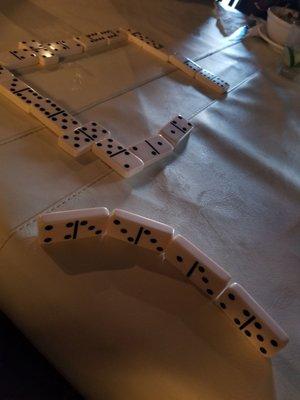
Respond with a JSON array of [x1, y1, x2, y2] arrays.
[[38, 207, 110, 245], [0, 76, 43, 113], [46, 39, 84, 58], [160, 115, 194, 146], [93, 138, 144, 178], [18, 39, 43, 51], [73, 32, 108, 51], [169, 54, 200, 77], [0, 66, 15, 83], [58, 121, 111, 157], [35, 48, 59, 67], [165, 235, 231, 298], [214, 283, 289, 357], [0, 49, 38, 70], [30, 97, 80, 135], [129, 134, 173, 167], [195, 67, 230, 94], [107, 208, 174, 254]]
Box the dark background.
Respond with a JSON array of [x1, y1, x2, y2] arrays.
[[0, 312, 83, 399]]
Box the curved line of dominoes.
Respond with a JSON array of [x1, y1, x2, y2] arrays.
[[38, 206, 289, 358], [0, 27, 229, 177]]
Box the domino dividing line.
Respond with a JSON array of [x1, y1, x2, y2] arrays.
[[0, 26, 227, 174]]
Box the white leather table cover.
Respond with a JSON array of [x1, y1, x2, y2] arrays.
[[0, 1, 299, 399]]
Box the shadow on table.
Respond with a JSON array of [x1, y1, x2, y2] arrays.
[[45, 235, 185, 283], [0, 312, 83, 400], [44, 235, 277, 400]]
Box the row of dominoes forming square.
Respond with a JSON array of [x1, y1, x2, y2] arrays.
[[0, 27, 229, 177], [122, 28, 230, 94], [0, 28, 229, 94], [0, 64, 193, 176], [38, 207, 289, 358], [0, 27, 229, 94], [0, 29, 126, 70]]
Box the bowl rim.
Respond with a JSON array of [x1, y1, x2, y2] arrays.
[[268, 6, 296, 28]]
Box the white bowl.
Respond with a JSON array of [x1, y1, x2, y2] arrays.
[[267, 7, 294, 46]]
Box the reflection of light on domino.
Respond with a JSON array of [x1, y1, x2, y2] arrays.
[[35, 48, 59, 66]]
